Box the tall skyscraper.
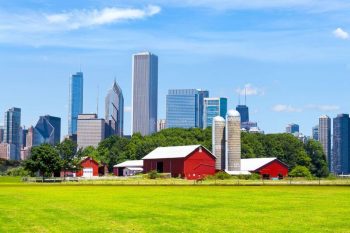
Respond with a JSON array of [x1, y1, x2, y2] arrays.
[[333, 114, 350, 174], [105, 79, 124, 137], [4, 107, 21, 160], [132, 52, 158, 136], [203, 97, 228, 128], [0, 126, 4, 143], [286, 123, 299, 134], [33, 115, 61, 146], [68, 72, 84, 136], [236, 105, 249, 123], [166, 89, 209, 129], [312, 125, 319, 141], [319, 115, 331, 170], [77, 114, 105, 149]]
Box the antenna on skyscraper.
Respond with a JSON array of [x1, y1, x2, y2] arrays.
[[244, 88, 247, 105], [96, 85, 99, 117]]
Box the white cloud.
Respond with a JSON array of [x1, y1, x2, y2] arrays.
[[333, 28, 349, 39], [0, 5, 161, 32], [306, 104, 340, 112], [236, 84, 265, 96], [272, 104, 302, 113]]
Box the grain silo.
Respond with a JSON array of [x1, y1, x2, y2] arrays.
[[226, 110, 241, 171], [212, 116, 226, 170]]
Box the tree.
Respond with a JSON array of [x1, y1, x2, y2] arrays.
[[57, 139, 80, 179], [304, 140, 329, 177], [289, 166, 312, 178], [23, 144, 61, 181]]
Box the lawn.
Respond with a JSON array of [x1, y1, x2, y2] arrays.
[[0, 182, 350, 233]]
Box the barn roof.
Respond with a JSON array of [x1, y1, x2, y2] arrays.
[[113, 160, 143, 168], [241, 157, 277, 171], [142, 145, 213, 160]]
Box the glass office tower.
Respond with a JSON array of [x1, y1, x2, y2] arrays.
[[4, 107, 21, 160], [132, 52, 158, 136], [333, 114, 350, 174], [236, 105, 249, 123], [33, 115, 61, 146], [68, 72, 83, 135], [105, 79, 124, 137], [203, 97, 228, 128], [166, 89, 209, 129]]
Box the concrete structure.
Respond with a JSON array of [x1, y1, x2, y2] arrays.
[[286, 123, 299, 134], [226, 110, 241, 172], [240, 158, 289, 179], [26, 127, 34, 148], [0, 143, 16, 160], [203, 97, 227, 128], [132, 52, 158, 136], [77, 114, 105, 149], [113, 160, 143, 176], [319, 115, 331, 170], [105, 79, 124, 137], [143, 145, 216, 180], [4, 107, 21, 160], [333, 114, 350, 174], [212, 116, 226, 170], [68, 72, 83, 135], [157, 119, 166, 132], [166, 89, 209, 129], [76, 157, 99, 177], [33, 115, 61, 146], [20, 147, 31, 160]]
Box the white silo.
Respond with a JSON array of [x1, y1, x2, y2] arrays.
[[226, 110, 241, 171], [212, 116, 226, 170]]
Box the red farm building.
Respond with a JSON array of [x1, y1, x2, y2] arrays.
[[142, 145, 216, 180], [76, 157, 99, 178], [240, 158, 289, 179]]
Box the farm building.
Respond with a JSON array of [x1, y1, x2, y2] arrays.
[[226, 158, 289, 179], [142, 145, 216, 180], [76, 157, 99, 178], [113, 160, 143, 177]]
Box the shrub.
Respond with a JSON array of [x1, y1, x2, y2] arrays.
[[6, 167, 29, 177], [148, 170, 159, 179], [289, 166, 312, 178], [215, 171, 232, 180]]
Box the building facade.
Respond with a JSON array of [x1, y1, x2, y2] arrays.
[[0, 143, 16, 160], [333, 114, 350, 174], [0, 126, 4, 143], [68, 72, 84, 136], [4, 107, 21, 160], [286, 123, 299, 134], [157, 119, 166, 132], [166, 89, 209, 129], [312, 125, 319, 141], [203, 97, 227, 128], [319, 115, 331, 170], [77, 114, 105, 149], [132, 52, 158, 136], [33, 115, 61, 146], [236, 105, 249, 123], [105, 79, 124, 137]]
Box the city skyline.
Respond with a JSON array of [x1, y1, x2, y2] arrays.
[[1, 1, 350, 136]]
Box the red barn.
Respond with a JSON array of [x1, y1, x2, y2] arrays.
[[241, 158, 289, 179], [142, 145, 216, 180], [76, 157, 99, 177]]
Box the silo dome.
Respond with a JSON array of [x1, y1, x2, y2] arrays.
[[213, 116, 225, 122], [227, 110, 240, 118], [212, 115, 226, 171]]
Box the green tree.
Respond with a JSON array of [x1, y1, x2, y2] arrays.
[[57, 139, 80, 179], [289, 165, 312, 178], [23, 144, 61, 181], [304, 140, 329, 177]]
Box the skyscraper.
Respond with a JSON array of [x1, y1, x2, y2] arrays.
[[333, 114, 350, 174], [312, 125, 319, 141], [33, 115, 61, 146], [0, 126, 4, 143], [105, 79, 124, 137], [68, 72, 84, 136], [132, 52, 158, 136], [286, 123, 299, 134], [4, 107, 21, 160], [236, 105, 249, 123], [319, 115, 331, 170], [203, 97, 228, 128], [166, 89, 209, 129], [77, 114, 105, 149]]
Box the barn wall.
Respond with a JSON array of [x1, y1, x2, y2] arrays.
[[256, 160, 289, 179], [76, 158, 99, 177], [184, 148, 216, 180], [143, 158, 184, 177]]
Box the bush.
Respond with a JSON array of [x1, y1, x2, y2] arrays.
[[289, 166, 312, 178], [215, 171, 232, 180], [148, 170, 159, 179], [6, 167, 29, 177]]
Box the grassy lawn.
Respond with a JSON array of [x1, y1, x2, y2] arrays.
[[0, 182, 350, 233]]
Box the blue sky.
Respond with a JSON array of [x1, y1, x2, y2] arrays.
[[1, 0, 350, 136]]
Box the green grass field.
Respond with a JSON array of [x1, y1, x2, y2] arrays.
[[1, 178, 350, 233]]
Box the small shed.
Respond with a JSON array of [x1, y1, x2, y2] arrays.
[[142, 145, 216, 180], [76, 157, 99, 178], [113, 160, 144, 176], [240, 157, 288, 179]]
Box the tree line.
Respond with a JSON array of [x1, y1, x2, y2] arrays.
[[20, 127, 329, 178]]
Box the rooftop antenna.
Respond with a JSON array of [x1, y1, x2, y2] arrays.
[[244, 87, 247, 106], [238, 93, 241, 105], [96, 85, 99, 117]]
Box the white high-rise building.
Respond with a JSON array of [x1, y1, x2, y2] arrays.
[[77, 114, 105, 149], [319, 115, 331, 170], [132, 52, 158, 136]]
